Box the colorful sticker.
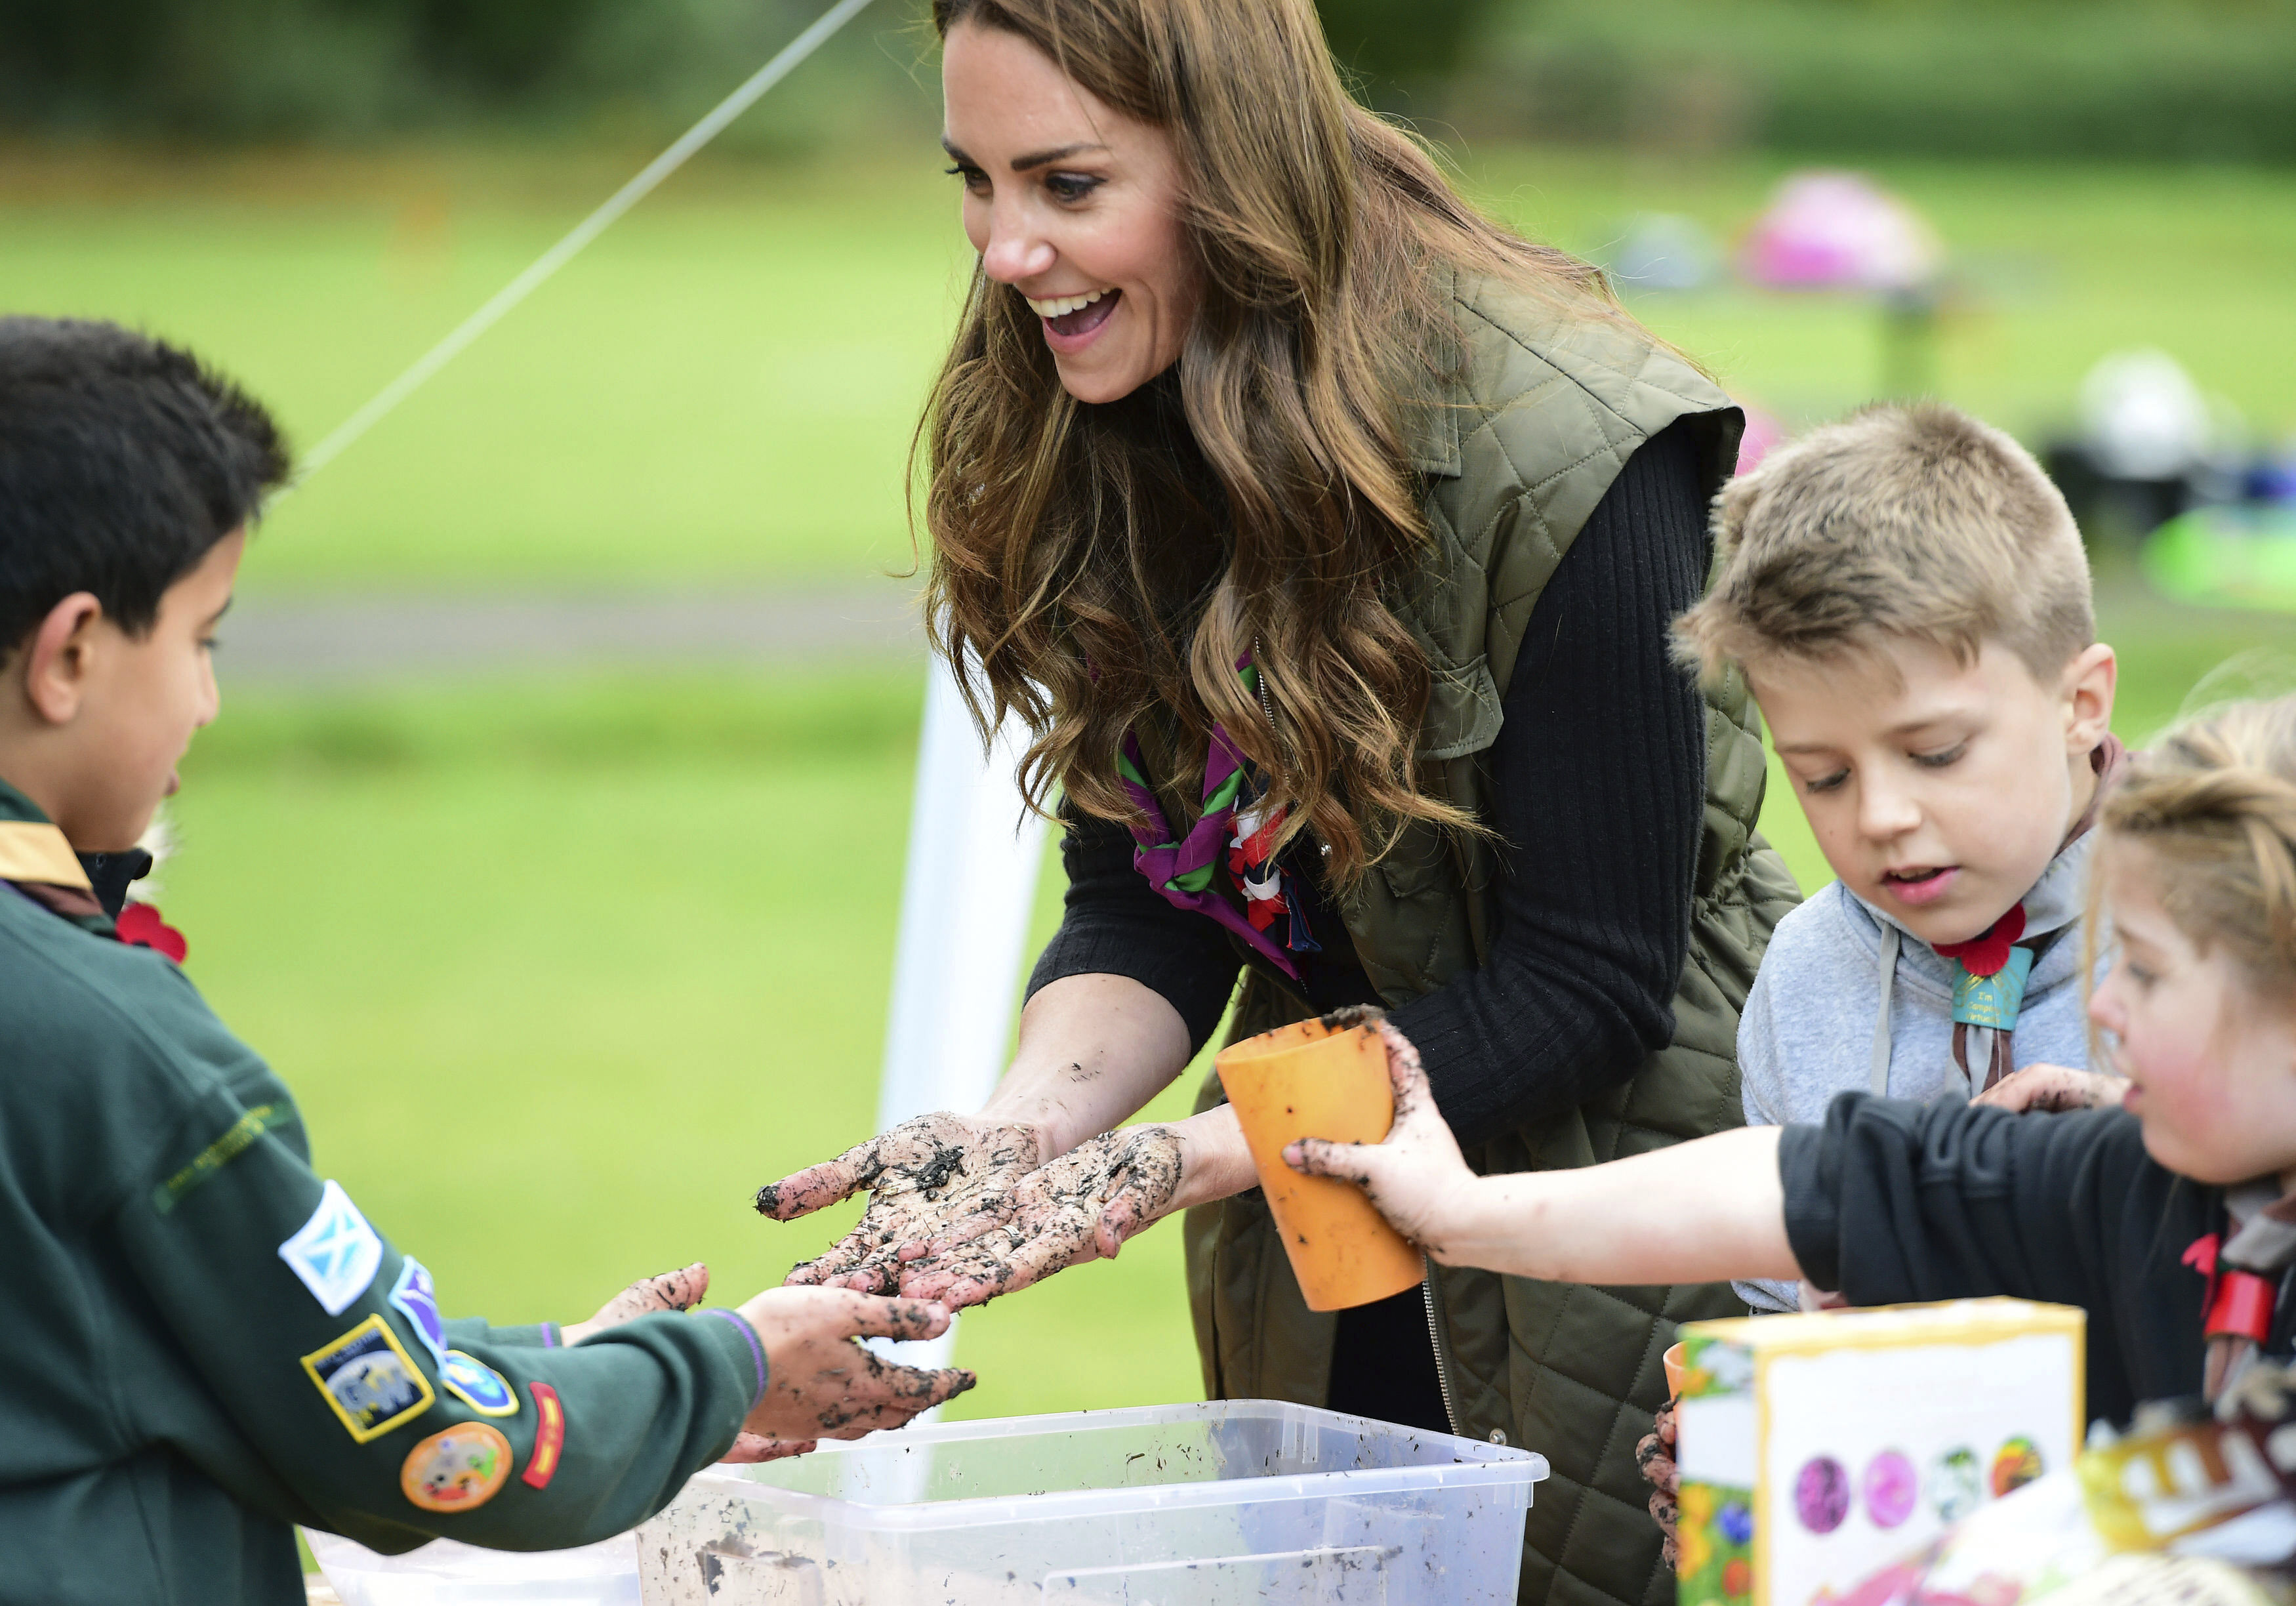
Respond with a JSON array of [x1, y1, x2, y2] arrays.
[[1992, 1435, 2044, 1496], [388, 1258, 447, 1367], [1675, 1481, 1755, 1603], [1679, 1334, 1755, 1397], [439, 1351, 519, 1417], [522, 1382, 565, 1489], [1952, 945, 2034, 1030], [301, 1313, 436, 1443], [1863, 1448, 1917, 1529], [151, 1103, 289, 1214], [401, 1422, 512, 1513], [1931, 1445, 1982, 1522], [277, 1180, 384, 1316], [1795, 1455, 1851, 1534]]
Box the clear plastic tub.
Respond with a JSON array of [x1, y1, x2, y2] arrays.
[[634, 1399, 1544, 1605], [304, 1528, 638, 1605]]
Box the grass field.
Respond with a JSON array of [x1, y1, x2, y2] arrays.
[[2, 143, 2291, 590], [7, 138, 2296, 1424]]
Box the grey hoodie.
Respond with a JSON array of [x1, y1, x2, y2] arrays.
[[1734, 829, 2101, 1312]]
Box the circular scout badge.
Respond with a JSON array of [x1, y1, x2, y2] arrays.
[[1794, 1455, 1851, 1534], [401, 1422, 513, 1513], [1990, 1435, 2044, 1497], [439, 1350, 520, 1416], [1931, 1446, 1981, 1522], [1862, 1449, 1917, 1529]]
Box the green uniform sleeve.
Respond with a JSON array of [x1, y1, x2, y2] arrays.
[[443, 1317, 560, 1350], [113, 1078, 764, 1552]]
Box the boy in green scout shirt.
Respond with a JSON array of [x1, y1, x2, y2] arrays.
[[0, 317, 974, 1606]]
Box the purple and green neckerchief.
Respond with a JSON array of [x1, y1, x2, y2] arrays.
[[1115, 659, 1317, 979]]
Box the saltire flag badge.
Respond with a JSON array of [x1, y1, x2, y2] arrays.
[[302, 1313, 436, 1443], [440, 1350, 520, 1417], [388, 1258, 447, 1367], [522, 1382, 566, 1490], [278, 1180, 384, 1316]]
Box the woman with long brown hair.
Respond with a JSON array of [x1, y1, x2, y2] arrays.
[[758, 2, 1799, 1598]]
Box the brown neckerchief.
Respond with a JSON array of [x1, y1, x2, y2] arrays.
[[7, 878, 103, 920], [1952, 731, 2129, 1092]]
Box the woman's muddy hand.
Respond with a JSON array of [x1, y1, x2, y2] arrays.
[[1284, 1019, 1475, 1254], [897, 1123, 1188, 1309], [735, 1287, 975, 1441], [1973, 1063, 2129, 1114], [755, 1112, 1044, 1294]]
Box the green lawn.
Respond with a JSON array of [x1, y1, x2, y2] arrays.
[[1, 144, 2291, 591]]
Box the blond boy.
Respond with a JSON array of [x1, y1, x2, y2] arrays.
[[1672, 403, 2123, 1312]]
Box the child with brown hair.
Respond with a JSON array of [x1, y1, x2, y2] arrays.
[[1287, 691, 2296, 1426], [1673, 402, 2126, 1312]]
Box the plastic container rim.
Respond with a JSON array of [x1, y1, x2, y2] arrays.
[[687, 1399, 1547, 1534]]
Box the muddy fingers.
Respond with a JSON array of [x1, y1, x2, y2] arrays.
[[735, 1285, 974, 1442], [764, 1113, 1046, 1290], [898, 1124, 1185, 1307]]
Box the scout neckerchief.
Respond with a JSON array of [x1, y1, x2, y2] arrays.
[[2184, 1184, 2296, 1404], [0, 807, 185, 960], [1117, 655, 1318, 981], [1896, 734, 2131, 1094]]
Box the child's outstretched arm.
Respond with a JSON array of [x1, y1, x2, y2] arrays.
[[1284, 1019, 1803, 1287]]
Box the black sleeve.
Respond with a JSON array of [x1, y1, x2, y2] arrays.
[[1782, 1094, 2154, 1308], [1025, 800, 1242, 1054], [1781, 1095, 2205, 1424], [1388, 416, 1708, 1145]]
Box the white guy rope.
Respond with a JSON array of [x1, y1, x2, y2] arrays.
[[290, 0, 878, 487]]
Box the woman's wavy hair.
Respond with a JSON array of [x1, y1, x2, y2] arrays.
[[919, 0, 1620, 886], [2087, 693, 2296, 1058]]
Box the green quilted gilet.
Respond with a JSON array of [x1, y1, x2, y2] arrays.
[[1181, 270, 1802, 1606]]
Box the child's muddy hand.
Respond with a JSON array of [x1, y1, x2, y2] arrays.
[[735, 1287, 976, 1441], [1973, 1063, 2128, 1114], [899, 1124, 1185, 1309], [562, 1261, 709, 1344], [757, 1113, 1045, 1294], [720, 1432, 819, 1464], [1638, 1399, 1682, 1564], [1284, 1019, 1473, 1253]]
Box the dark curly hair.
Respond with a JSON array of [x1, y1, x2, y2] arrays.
[[0, 317, 288, 653]]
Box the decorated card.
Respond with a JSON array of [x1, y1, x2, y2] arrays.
[[1673, 1298, 2085, 1606]]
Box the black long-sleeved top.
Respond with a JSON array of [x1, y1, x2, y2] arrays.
[[1782, 1094, 2244, 1427], [1026, 418, 1710, 1146]]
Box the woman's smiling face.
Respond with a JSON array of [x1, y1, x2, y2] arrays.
[[941, 20, 1197, 405]]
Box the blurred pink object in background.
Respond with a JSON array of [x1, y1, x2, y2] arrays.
[[1734, 402, 1787, 476], [1740, 171, 1942, 293]]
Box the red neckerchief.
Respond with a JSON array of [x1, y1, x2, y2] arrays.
[[1931, 734, 2128, 1091]]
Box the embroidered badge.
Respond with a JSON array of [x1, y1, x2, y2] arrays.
[[1952, 945, 2034, 1031], [440, 1350, 520, 1417], [389, 1258, 448, 1367], [401, 1422, 512, 1513], [151, 1102, 288, 1215], [302, 1313, 436, 1443], [522, 1382, 566, 1489], [278, 1180, 385, 1315]]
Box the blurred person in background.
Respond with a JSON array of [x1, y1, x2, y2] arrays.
[[758, 2, 1799, 1598]]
